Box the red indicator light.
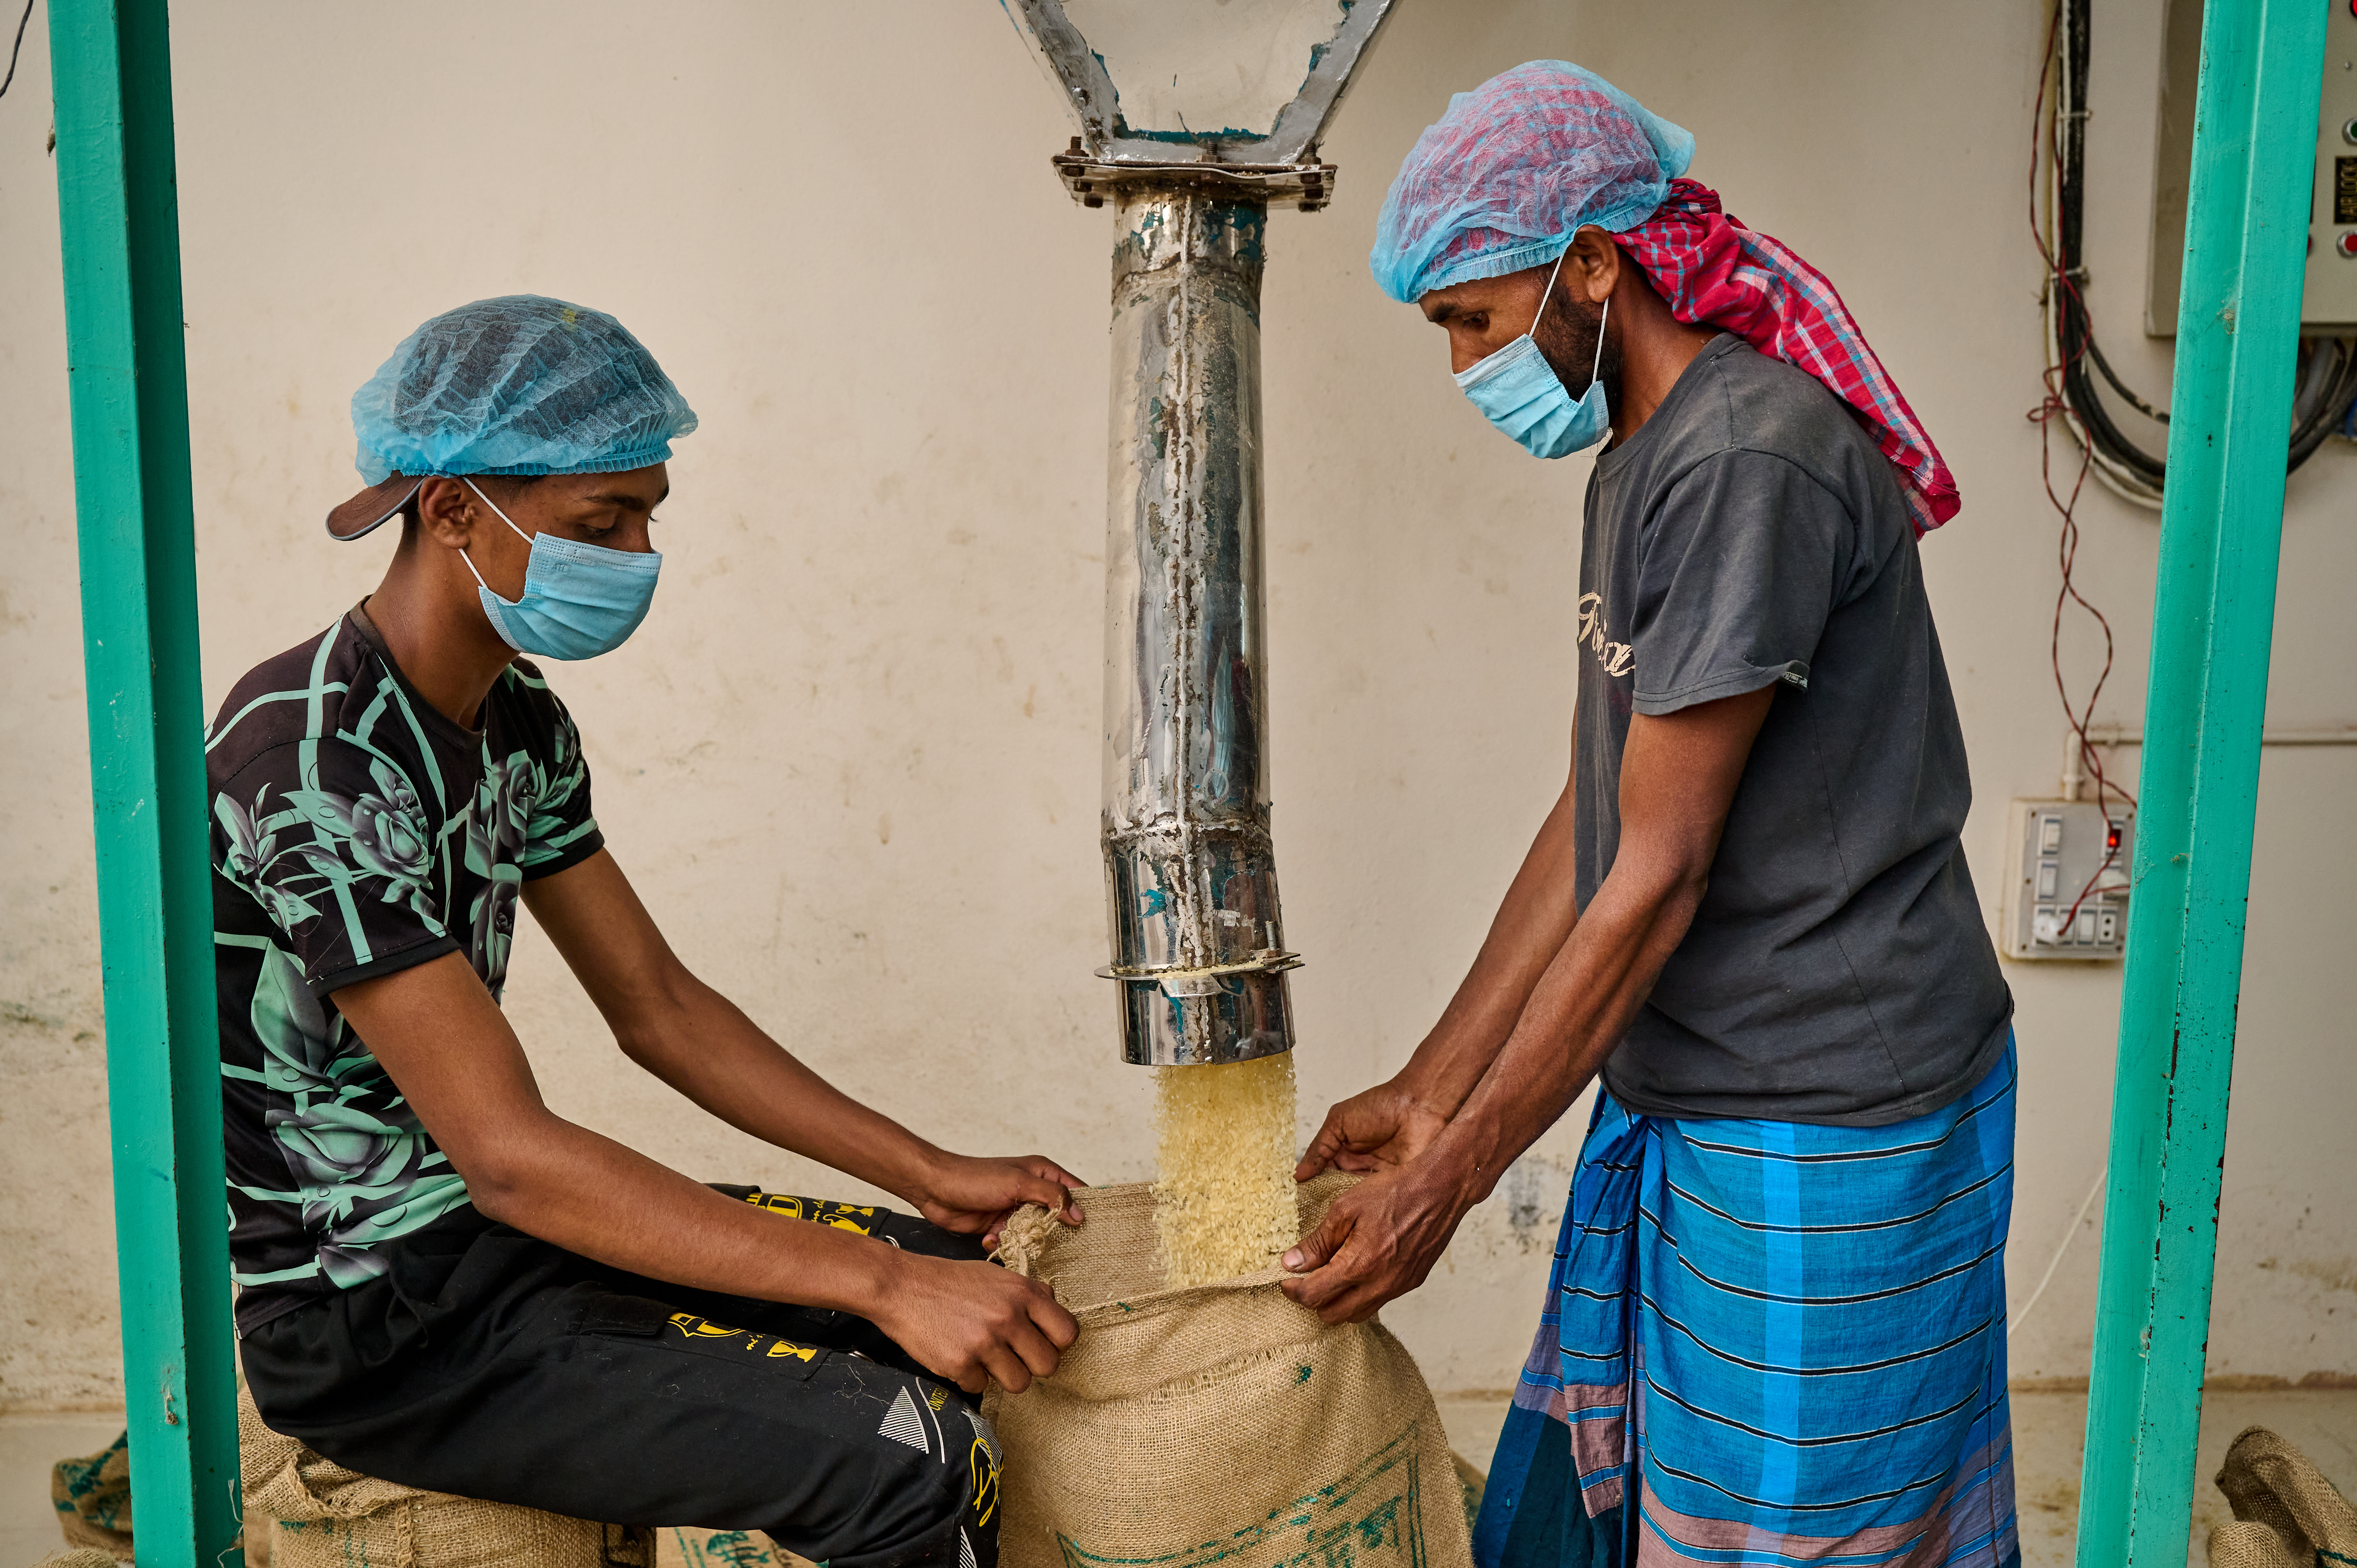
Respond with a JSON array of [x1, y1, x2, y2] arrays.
[[2339, 232, 2357, 259]]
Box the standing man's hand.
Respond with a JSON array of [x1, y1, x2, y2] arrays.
[[1294, 1080, 1453, 1180], [908, 1151, 1087, 1248], [1280, 1158, 1477, 1324], [872, 1252, 1080, 1394]]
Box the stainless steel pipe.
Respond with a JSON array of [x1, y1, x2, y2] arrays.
[[1099, 188, 1300, 1067]]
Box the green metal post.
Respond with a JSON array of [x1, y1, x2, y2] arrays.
[[49, 2, 243, 1565], [2071, 0, 2326, 1564]]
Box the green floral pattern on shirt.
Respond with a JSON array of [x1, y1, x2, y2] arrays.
[[210, 616, 599, 1300]]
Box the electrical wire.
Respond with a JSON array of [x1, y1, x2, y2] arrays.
[[2028, 0, 2137, 899], [2009, 1162, 2108, 1338], [2031, 0, 2357, 502], [2028, 0, 2357, 930], [0, 0, 34, 101]]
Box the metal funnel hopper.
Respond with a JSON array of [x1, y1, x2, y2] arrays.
[[1000, 1, 1398, 1065]]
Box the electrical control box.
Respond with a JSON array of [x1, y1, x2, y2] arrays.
[[2148, 0, 2357, 333], [2000, 800, 2134, 963]]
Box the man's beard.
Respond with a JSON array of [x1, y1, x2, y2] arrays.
[[1535, 288, 1620, 408]]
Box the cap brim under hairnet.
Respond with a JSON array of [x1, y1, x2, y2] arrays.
[[326, 473, 426, 542]]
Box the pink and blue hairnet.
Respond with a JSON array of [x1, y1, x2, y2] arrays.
[[1370, 61, 1694, 304]]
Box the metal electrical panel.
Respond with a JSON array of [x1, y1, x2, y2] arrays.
[[2000, 800, 2134, 962], [2148, 0, 2357, 333]]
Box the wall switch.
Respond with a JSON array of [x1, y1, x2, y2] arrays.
[[2000, 799, 2134, 962]]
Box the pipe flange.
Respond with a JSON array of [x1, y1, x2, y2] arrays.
[[1051, 145, 1336, 211], [1096, 950, 1304, 997]]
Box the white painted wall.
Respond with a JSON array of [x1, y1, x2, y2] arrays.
[[2, 0, 2350, 1410]]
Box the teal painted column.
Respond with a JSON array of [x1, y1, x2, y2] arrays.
[[49, 2, 243, 1565], [2072, 0, 2326, 1565]]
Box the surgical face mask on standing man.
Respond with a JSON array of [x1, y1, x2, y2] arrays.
[[1453, 247, 1612, 460], [455, 478, 663, 661]]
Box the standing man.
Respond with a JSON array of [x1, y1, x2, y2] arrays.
[[1283, 65, 2018, 1568], [214, 295, 1080, 1568]]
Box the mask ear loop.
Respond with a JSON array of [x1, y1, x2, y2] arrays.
[[1530, 244, 1570, 340], [452, 477, 536, 598], [1532, 240, 1610, 394]]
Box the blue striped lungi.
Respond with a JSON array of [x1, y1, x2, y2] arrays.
[[1474, 1042, 2019, 1568]]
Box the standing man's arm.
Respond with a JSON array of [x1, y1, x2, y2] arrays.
[[517, 849, 1083, 1240], [1282, 684, 1773, 1323], [1295, 727, 1581, 1178]]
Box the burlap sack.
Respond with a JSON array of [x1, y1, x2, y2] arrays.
[[2206, 1520, 2304, 1568], [2209, 1425, 2357, 1568], [986, 1173, 1474, 1568], [50, 1431, 134, 1557], [240, 1382, 654, 1568], [660, 1526, 812, 1567]]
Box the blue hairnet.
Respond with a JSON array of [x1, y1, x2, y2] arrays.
[[1370, 62, 1694, 304], [352, 295, 696, 484]]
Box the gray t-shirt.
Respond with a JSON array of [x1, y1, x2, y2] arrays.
[[1580, 334, 2010, 1126]]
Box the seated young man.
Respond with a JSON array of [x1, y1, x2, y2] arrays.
[[214, 295, 1079, 1568]]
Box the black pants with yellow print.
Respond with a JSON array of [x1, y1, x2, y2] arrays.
[[240, 1188, 1002, 1568]]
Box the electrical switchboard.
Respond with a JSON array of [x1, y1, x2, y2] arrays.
[[2000, 800, 2134, 963], [2148, 0, 2357, 332]]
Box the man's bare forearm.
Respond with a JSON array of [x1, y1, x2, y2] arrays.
[[520, 858, 942, 1204], [1411, 690, 1774, 1202], [1421, 851, 1706, 1204], [333, 950, 911, 1314], [1396, 761, 1583, 1117], [1280, 688, 1772, 1324], [620, 975, 946, 1205], [466, 1110, 907, 1311]]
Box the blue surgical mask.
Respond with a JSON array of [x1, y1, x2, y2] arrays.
[[1455, 249, 1612, 460], [457, 479, 662, 660]]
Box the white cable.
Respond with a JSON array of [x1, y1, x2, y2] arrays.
[[2008, 1162, 2108, 1337]]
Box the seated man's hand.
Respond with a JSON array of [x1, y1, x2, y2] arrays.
[[875, 1253, 1080, 1394], [911, 1152, 1086, 1248], [1295, 1079, 1452, 1181], [1279, 1157, 1476, 1325]]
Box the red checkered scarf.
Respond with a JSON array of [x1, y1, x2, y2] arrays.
[[1616, 178, 1959, 535]]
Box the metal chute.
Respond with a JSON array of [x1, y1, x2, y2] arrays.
[[1000, 0, 1398, 1064]]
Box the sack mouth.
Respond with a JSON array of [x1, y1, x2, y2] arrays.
[[994, 1171, 1357, 1313]]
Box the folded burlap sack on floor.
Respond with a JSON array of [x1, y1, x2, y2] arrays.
[[2207, 1425, 2357, 1568], [240, 1381, 654, 1568], [986, 1172, 1474, 1568], [50, 1431, 134, 1558]]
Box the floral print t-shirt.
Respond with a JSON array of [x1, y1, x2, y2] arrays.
[[208, 602, 602, 1331]]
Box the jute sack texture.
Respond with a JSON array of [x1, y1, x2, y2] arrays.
[[2206, 1425, 2357, 1568], [986, 1173, 1474, 1568], [240, 1381, 654, 1568]]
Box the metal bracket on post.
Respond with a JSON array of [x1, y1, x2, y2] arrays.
[[1050, 140, 1338, 213], [49, 1, 242, 1564], [2072, 1, 2329, 1565]]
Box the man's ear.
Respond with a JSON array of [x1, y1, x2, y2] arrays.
[[413, 477, 478, 549], [1566, 225, 1622, 305]]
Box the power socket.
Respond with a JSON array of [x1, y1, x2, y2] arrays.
[[2000, 800, 2134, 962]]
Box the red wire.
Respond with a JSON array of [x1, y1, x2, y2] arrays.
[[2026, 0, 2135, 941]]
